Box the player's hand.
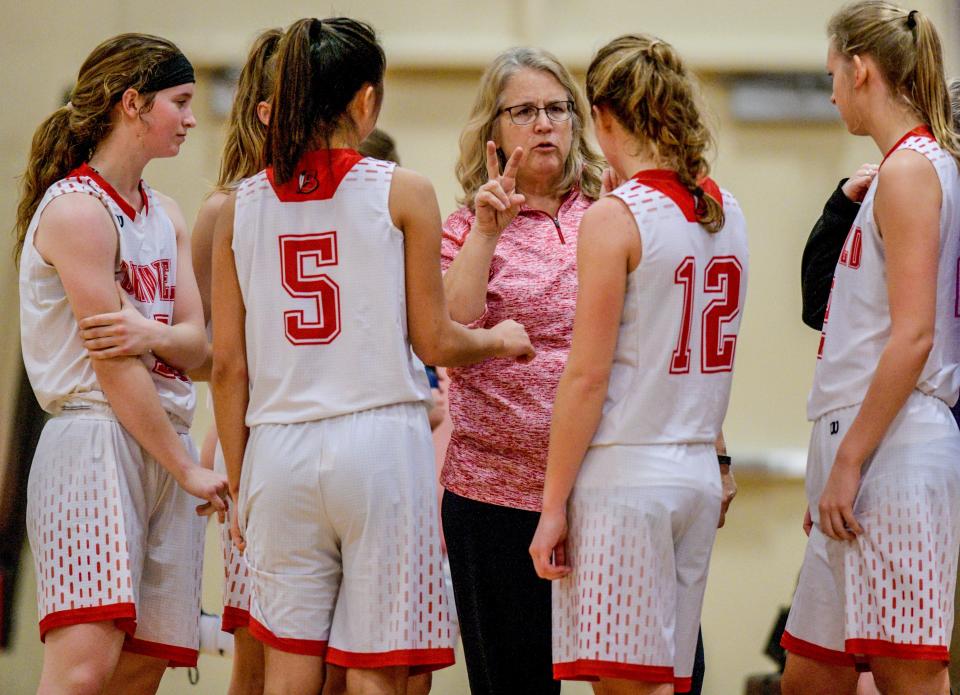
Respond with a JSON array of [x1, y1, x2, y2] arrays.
[[490, 320, 535, 362], [840, 163, 878, 203], [818, 452, 863, 541], [600, 167, 624, 196], [474, 141, 525, 239], [718, 463, 737, 529], [529, 508, 571, 580], [230, 507, 246, 553], [802, 506, 813, 537], [178, 465, 229, 516], [80, 283, 161, 359]]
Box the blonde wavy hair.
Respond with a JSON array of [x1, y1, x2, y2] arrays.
[[587, 34, 724, 233], [456, 47, 603, 208], [828, 1, 960, 162], [216, 28, 282, 190]]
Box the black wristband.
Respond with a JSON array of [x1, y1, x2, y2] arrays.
[[717, 454, 731, 467]]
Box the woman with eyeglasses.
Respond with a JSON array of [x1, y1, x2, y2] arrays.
[[439, 47, 604, 695]]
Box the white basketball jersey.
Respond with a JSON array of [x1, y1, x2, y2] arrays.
[[808, 127, 960, 420], [19, 165, 196, 424], [590, 171, 749, 447], [232, 149, 430, 426]]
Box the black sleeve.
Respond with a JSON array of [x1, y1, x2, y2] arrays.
[[800, 180, 861, 330]]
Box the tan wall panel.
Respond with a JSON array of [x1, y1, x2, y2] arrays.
[[2, 2, 956, 693]]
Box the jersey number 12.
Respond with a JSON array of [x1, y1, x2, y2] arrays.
[[670, 255, 743, 374]]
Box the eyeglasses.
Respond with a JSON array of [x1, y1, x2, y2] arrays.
[[499, 100, 575, 125]]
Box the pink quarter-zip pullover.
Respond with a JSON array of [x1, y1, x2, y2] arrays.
[[440, 188, 592, 511]]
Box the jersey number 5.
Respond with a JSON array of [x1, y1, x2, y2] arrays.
[[670, 256, 743, 374], [279, 232, 341, 345]]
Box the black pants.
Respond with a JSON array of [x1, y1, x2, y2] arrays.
[[442, 489, 707, 695], [442, 490, 560, 695]]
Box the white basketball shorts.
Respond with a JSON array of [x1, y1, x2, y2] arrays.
[[552, 442, 721, 693], [214, 443, 252, 633], [239, 402, 456, 673], [783, 391, 960, 667], [26, 403, 206, 666]]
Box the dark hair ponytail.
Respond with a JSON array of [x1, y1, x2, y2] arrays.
[[265, 17, 385, 184]]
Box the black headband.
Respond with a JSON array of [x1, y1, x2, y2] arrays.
[[142, 52, 195, 93]]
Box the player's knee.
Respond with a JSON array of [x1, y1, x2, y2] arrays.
[[778, 668, 805, 695], [42, 660, 112, 695]]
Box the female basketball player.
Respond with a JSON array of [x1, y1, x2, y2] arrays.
[[210, 17, 534, 695], [16, 33, 227, 694], [190, 27, 281, 695], [529, 33, 748, 694], [779, 4, 960, 695]]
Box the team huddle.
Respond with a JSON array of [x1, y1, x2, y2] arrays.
[[13, 1, 960, 695]]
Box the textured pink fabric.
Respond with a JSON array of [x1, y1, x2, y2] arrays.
[[440, 189, 592, 511]]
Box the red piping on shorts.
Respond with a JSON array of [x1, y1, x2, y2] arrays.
[[38, 602, 137, 642], [220, 606, 251, 634], [325, 646, 455, 673], [249, 617, 327, 657], [781, 630, 855, 667], [846, 638, 949, 664], [553, 659, 676, 685], [123, 636, 198, 668]]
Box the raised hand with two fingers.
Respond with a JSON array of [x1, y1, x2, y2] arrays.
[[474, 141, 526, 239]]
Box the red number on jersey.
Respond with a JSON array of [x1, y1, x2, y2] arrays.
[[670, 256, 696, 373], [150, 313, 189, 381], [701, 257, 743, 373], [279, 232, 341, 345], [670, 256, 743, 374]]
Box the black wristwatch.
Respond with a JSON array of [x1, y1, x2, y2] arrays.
[[717, 454, 731, 468]]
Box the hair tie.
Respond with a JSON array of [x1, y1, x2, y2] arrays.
[[64, 101, 74, 111], [906, 10, 918, 30], [693, 185, 707, 216]]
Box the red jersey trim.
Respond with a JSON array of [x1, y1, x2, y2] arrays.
[[123, 635, 198, 668], [66, 163, 148, 219], [846, 638, 949, 663], [628, 169, 722, 223], [325, 646, 456, 672], [553, 658, 675, 684], [248, 617, 328, 656], [38, 602, 137, 641], [266, 149, 365, 202], [882, 125, 935, 162], [220, 606, 251, 634]]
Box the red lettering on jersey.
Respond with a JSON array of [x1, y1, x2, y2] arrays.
[[670, 257, 696, 373], [149, 313, 189, 381], [839, 226, 862, 269], [701, 257, 743, 373], [279, 232, 341, 345], [817, 278, 836, 360], [118, 259, 175, 303], [669, 255, 744, 375]]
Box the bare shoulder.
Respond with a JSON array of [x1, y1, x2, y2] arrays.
[[36, 192, 117, 263], [390, 166, 435, 198], [388, 166, 439, 228], [878, 148, 938, 189], [579, 196, 637, 248], [193, 190, 231, 236], [152, 189, 189, 237]]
